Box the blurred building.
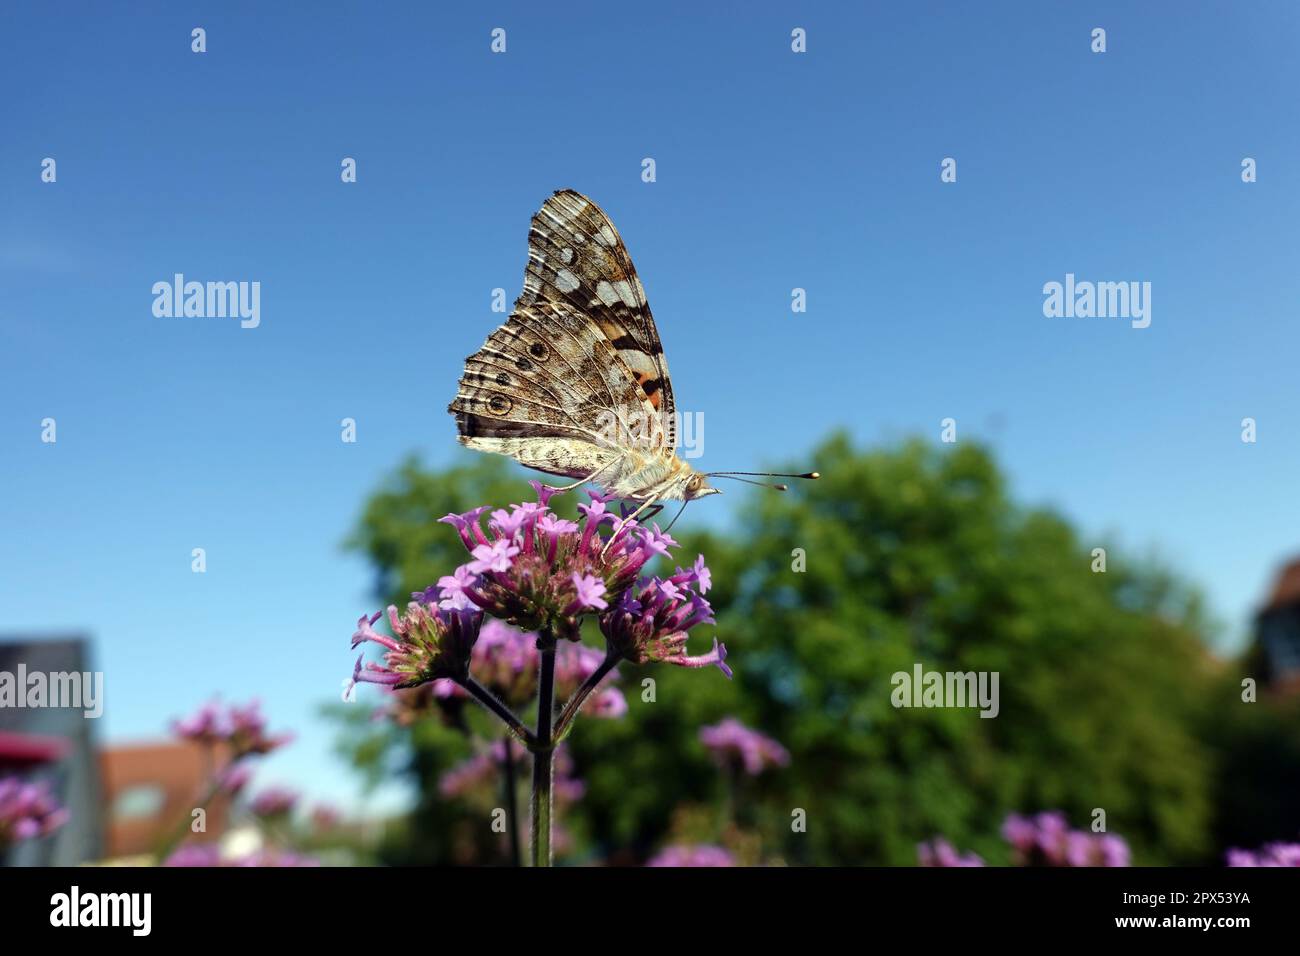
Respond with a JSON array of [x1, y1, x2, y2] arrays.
[[0, 636, 104, 865], [100, 741, 232, 858], [1255, 558, 1300, 694]]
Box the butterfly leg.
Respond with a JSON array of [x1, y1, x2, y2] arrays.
[[551, 456, 619, 494], [600, 493, 664, 559]]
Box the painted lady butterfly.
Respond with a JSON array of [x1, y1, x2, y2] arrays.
[[450, 190, 815, 526]]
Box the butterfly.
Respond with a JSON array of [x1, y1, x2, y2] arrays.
[[449, 189, 816, 527]]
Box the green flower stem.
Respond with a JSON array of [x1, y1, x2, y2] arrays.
[[501, 734, 522, 867], [531, 638, 557, 867], [459, 676, 537, 749], [553, 650, 621, 743]]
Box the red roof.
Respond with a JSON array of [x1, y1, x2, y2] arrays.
[[0, 731, 71, 769]]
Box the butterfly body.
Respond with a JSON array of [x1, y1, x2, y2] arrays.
[[450, 190, 721, 504]]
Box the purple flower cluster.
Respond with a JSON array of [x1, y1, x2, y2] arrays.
[[917, 838, 985, 867], [347, 601, 482, 695], [646, 844, 736, 867], [163, 845, 319, 867], [172, 699, 292, 758], [440, 741, 585, 805], [347, 484, 728, 695], [917, 811, 1131, 867], [1226, 842, 1300, 867], [1002, 812, 1130, 867], [699, 717, 790, 776], [311, 805, 342, 831], [249, 787, 299, 819], [0, 777, 69, 847], [217, 763, 253, 796]]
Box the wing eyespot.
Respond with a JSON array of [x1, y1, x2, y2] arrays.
[[528, 342, 549, 361], [487, 394, 512, 415]]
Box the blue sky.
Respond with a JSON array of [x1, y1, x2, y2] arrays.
[[2, 2, 1298, 812]]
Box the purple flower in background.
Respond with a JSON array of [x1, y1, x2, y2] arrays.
[[1226, 842, 1300, 867], [218, 763, 253, 797], [554, 642, 623, 713], [427, 621, 628, 720], [917, 838, 985, 867], [235, 849, 321, 867], [586, 687, 628, 718], [1002, 811, 1129, 867], [250, 787, 299, 819], [173, 699, 291, 758], [163, 844, 223, 867], [699, 717, 790, 776], [164, 845, 320, 867], [439, 742, 526, 799], [0, 776, 69, 847], [440, 741, 585, 806], [311, 805, 341, 831], [172, 699, 227, 743], [647, 844, 736, 867], [225, 700, 294, 757]]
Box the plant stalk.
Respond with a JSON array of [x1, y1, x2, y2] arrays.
[[501, 734, 521, 867], [531, 637, 557, 867]]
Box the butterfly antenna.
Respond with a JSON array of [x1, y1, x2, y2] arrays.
[[705, 470, 820, 493]]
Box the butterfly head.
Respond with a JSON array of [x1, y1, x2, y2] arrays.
[[684, 472, 722, 500]]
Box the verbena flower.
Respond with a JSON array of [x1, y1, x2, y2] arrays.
[[1226, 842, 1300, 867], [646, 844, 736, 867], [311, 805, 341, 831], [429, 487, 725, 671], [440, 741, 584, 807], [226, 701, 294, 756], [350, 484, 727, 697], [249, 787, 299, 819], [699, 717, 790, 775], [163, 844, 223, 867], [171, 699, 292, 758], [172, 700, 226, 743], [347, 600, 483, 694], [917, 838, 985, 867], [1002, 811, 1130, 867], [599, 580, 729, 676], [0, 777, 68, 846], [346, 482, 729, 869], [218, 763, 253, 796], [164, 845, 319, 867]]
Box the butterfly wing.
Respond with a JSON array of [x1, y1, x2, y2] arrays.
[[519, 189, 677, 444], [449, 299, 661, 479]]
